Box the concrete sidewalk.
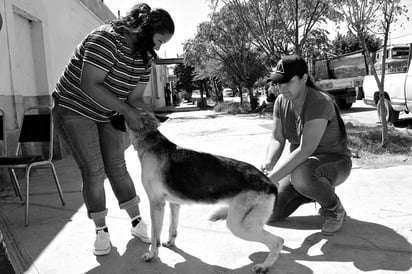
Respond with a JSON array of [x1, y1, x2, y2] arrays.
[[0, 110, 411, 274]]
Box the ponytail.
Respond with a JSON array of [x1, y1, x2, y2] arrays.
[[306, 75, 348, 144], [111, 3, 174, 64]]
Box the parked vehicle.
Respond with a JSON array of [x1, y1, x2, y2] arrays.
[[223, 88, 234, 97], [362, 44, 411, 123], [313, 50, 368, 109]]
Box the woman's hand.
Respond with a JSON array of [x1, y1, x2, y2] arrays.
[[123, 107, 144, 131]]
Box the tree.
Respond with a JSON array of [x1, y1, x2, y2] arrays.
[[331, 31, 382, 56], [210, 0, 341, 64], [184, 4, 267, 109], [340, 0, 408, 146], [174, 63, 197, 99]]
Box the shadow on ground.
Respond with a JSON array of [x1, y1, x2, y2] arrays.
[[84, 238, 313, 274], [0, 157, 85, 273], [394, 117, 412, 128], [340, 106, 375, 114], [85, 240, 230, 274], [268, 216, 412, 273], [83, 215, 412, 274]]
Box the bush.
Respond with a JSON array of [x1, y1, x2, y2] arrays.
[[347, 126, 412, 155], [346, 125, 412, 168]]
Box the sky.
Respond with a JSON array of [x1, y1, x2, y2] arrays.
[[103, 0, 412, 58], [104, 0, 212, 58]]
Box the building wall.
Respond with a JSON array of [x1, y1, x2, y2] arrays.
[[0, 0, 169, 160], [150, 64, 168, 109], [0, 0, 117, 190], [0, 0, 115, 150]]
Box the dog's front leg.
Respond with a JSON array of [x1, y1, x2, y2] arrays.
[[163, 203, 180, 247], [141, 199, 165, 262]]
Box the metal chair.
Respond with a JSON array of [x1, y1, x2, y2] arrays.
[[0, 108, 25, 202], [0, 106, 65, 226]]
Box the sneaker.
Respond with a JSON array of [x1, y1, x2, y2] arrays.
[[93, 228, 111, 256], [320, 198, 346, 235], [131, 220, 151, 243]]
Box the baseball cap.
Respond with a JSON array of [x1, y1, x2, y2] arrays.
[[269, 55, 308, 84]]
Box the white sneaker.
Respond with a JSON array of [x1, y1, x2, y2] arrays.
[[131, 220, 151, 243], [93, 229, 111, 256]]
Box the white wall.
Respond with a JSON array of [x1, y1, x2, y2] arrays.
[[149, 64, 169, 109], [1, 0, 168, 106], [45, 0, 110, 88], [0, 0, 115, 160], [0, 0, 14, 96], [0, 0, 111, 99]]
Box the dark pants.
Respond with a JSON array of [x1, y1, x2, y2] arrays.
[[270, 153, 352, 221]]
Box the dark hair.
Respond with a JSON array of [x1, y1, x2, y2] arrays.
[[111, 3, 174, 63], [305, 76, 322, 91], [298, 74, 348, 144]]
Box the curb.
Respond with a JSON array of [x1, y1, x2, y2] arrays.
[[0, 206, 36, 274]]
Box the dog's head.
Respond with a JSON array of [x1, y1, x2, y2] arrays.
[[141, 112, 161, 132], [127, 112, 167, 141]]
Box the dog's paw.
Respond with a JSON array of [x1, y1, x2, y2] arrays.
[[251, 264, 269, 274], [162, 240, 175, 248], [141, 252, 157, 262]]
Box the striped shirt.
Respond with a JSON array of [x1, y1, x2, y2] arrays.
[[53, 25, 153, 122]]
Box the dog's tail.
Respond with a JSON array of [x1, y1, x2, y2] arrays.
[[209, 207, 228, 222]]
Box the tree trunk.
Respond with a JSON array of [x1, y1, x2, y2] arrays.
[[377, 97, 389, 146], [238, 86, 243, 105], [248, 88, 257, 110], [213, 78, 223, 102], [378, 19, 391, 146], [359, 33, 389, 146], [199, 81, 206, 108], [294, 0, 300, 54]]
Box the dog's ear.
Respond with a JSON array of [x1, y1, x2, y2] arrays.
[[154, 114, 169, 123], [140, 112, 161, 130]]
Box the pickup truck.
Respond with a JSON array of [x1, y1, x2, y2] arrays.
[[314, 50, 367, 109], [363, 44, 411, 123]]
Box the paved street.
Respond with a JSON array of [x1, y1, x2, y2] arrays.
[[340, 100, 412, 128], [0, 103, 411, 274]]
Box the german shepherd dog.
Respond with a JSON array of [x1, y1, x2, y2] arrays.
[[128, 113, 284, 274]]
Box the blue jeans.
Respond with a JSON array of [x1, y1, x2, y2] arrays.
[[270, 153, 352, 221], [53, 103, 139, 220]]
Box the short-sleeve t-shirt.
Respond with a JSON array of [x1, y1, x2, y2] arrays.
[[53, 24, 153, 122], [274, 87, 351, 157]]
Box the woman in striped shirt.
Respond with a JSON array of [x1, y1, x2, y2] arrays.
[[52, 3, 174, 256]]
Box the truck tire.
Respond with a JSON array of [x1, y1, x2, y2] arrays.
[[377, 97, 399, 124], [337, 100, 353, 110]]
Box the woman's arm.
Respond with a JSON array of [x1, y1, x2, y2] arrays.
[[127, 82, 153, 111], [268, 118, 328, 183], [80, 62, 144, 130], [264, 116, 286, 171]]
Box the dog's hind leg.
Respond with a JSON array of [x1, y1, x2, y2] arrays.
[[226, 193, 283, 274], [141, 199, 166, 262], [163, 203, 180, 247], [209, 206, 228, 221]]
